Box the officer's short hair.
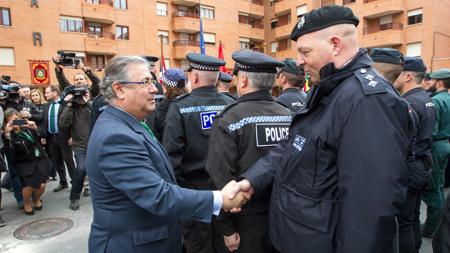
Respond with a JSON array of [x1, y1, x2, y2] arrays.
[[101, 56, 149, 102], [239, 71, 275, 91], [372, 62, 403, 84], [46, 85, 60, 95], [412, 72, 425, 85], [440, 78, 450, 89], [281, 72, 305, 88]]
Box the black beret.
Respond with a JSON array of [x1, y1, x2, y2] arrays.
[[186, 53, 225, 71], [143, 56, 159, 63], [291, 5, 359, 41], [369, 48, 404, 66], [279, 58, 304, 76], [232, 50, 284, 75], [424, 73, 431, 80], [403, 57, 427, 73], [219, 72, 233, 83]]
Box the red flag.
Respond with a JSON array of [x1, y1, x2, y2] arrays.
[[218, 42, 226, 72], [160, 54, 167, 75]]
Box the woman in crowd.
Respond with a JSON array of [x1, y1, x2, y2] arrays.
[[3, 108, 50, 215], [29, 89, 46, 129], [146, 68, 187, 141]]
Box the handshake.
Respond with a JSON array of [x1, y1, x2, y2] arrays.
[[220, 180, 254, 213]]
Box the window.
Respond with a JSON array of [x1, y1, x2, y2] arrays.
[[203, 33, 215, 45], [407, 43, 422, 57], [271, 19, 278, 29], [271, 42, 278, 53], [60, 16, 83, 33], [157, 2, 168, 16], [158, 30, 169, 45], [343, 0, 355, 4], [1, 8, 11, 26], [86, 0, 100, 3], [379, 15, 393, 25], [238, 12, 249, 24], [87, 22, 102, 37], [116, 25, 129, 40], [200, 6, 214, 19], [90, 55, 105, 69], [239, 38, 250, 49], [296, 5, 307, 19], [408, 9, 423, 25], [114, 0, 127, 10], [0, 47, 14, 66]]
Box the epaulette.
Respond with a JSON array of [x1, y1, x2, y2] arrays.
[[173, 93, 190, 102], [217, 101, 239, 117], [354, 68, 388, 95]]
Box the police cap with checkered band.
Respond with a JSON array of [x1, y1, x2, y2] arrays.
[[186, 53, 225, 71]]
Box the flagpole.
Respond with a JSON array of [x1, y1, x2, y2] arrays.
[[199, 0, 206, 54], [159, 34, 165, 74]]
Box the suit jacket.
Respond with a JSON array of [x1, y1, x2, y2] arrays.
[[86, 106, 214, 253], [43, 101, 70, 142]]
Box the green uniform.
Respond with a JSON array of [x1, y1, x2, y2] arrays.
[[422, 90, 450, 233]]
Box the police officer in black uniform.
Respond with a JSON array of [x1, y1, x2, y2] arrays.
[[369, 48, 405, 85], [275, 58, 307, 112], [217, 72, 238, 100], [162, 53, 235, 253], [227, 6, 414, 253], [206, 50, 291, 253], [144, 55, 165, 103], [394, 57, 436, 253]]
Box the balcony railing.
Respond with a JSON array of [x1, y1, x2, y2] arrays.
[[87, 31, 115, 39], [252, 0, 263, 6], [173, 40, 199, 47], [173, 10, 200, 18], [364, 22, 403, 34], [85, 0, 113, 6]]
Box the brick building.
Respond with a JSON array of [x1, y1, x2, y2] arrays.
[[0, 0, 449, 85]]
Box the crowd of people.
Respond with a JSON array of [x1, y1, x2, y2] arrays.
[[0, 4, 449, 253]]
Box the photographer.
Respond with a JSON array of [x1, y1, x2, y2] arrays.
[[52, 53, 100, 100], [2, 81, 42, 124], [59, 87, 92, 210], [3, 108, 50, 215]]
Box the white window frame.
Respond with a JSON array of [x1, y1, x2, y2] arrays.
[[200, 6, 214, 19], [156, 2, 168, 16], [0, 47, 15, 66], [158, 30, 169, 45], [406, 42, 422, 57], [271, 42, 278, 53], [296, 5, 307, 18], [203, 33, 216, 45], [379, 15, 393, 25]]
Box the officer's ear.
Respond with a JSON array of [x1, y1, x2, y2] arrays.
[[329, 35, 343, 57]]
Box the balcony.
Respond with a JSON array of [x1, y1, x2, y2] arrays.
[[273, 23, 292, 39], [238, 23, 265, 41], [173, 40, 200, 59], [273, 49, 295, 60], [273, 0, 292, 15], [239, 0, 264, 17], [82, 0, 115, 24], [360, 0, 404, 19], [84, 32, 117, 54], [172, 0, 199, 7], [172, 11, 200, 33], [321, 0, 335, 7], [362, 23, 404, 48]]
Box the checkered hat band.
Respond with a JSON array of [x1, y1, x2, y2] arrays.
[[236, 63, 277, 73], [161, 76, 178, 87], [189, 63, 221, 71]]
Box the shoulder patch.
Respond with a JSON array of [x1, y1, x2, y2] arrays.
[[217, 101, 239, 117], [174, 93, 190, 101], [355, 68, 388, 95]]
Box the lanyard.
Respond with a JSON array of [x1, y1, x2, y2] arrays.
[[17, 130, 35, 143]]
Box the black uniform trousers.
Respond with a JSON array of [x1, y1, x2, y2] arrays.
[[47, 134, 76, 186]]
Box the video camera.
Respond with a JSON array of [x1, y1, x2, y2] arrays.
[[56, 50, 80, 67], [0, 75, 20, 100], [68, 86, 88, 97]]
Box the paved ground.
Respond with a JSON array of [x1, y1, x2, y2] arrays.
[[0, 180, 441, 253]]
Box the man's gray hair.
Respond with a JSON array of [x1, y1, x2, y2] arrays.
[[100, 56, 150, 102], [238, 71, 276, 90]]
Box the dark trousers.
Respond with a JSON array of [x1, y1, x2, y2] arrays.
[[5, 155, 23, 205], [213, 213, 271, 253], [47, 134, 75, 186], [399, 190, 422, 253], [70, 149, 86, 201], [182, 220, 213, 253]]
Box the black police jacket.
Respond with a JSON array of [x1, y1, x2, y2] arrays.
[[242, 49, 413, 253], [146, 98, 172, 142], [162, 85, 235, 189], [275, 87, 307, 112], [205, 89, 291, 235]]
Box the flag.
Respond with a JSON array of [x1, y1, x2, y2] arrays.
[[218, 42, 226, 72], [304, 72, 310, 92], [199, 18, 206, 55], [29, 60, 50, 85], [160, 54, 167, 75]]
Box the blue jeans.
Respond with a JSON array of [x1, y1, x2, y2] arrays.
[[70, 149, 86, 201], [5, 156, 23, 205]]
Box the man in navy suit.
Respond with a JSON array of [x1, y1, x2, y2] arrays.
[[86, 56, 247, 253]]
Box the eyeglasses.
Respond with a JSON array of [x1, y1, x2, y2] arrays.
[[117, 78, 153, 87]]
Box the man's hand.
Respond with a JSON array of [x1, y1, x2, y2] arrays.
[[53, 55, 63, 67], [224, 233, 240, 252], [25, 120, 37, 130], [64, 94, 74, 102], [221, 180, 253, 213], [41, 138, 47, 145]]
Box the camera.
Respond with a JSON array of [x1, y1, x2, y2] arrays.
[[57, 50, 80, 67], [0, 76, 20, 100], [12, 119, 27, 126]]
